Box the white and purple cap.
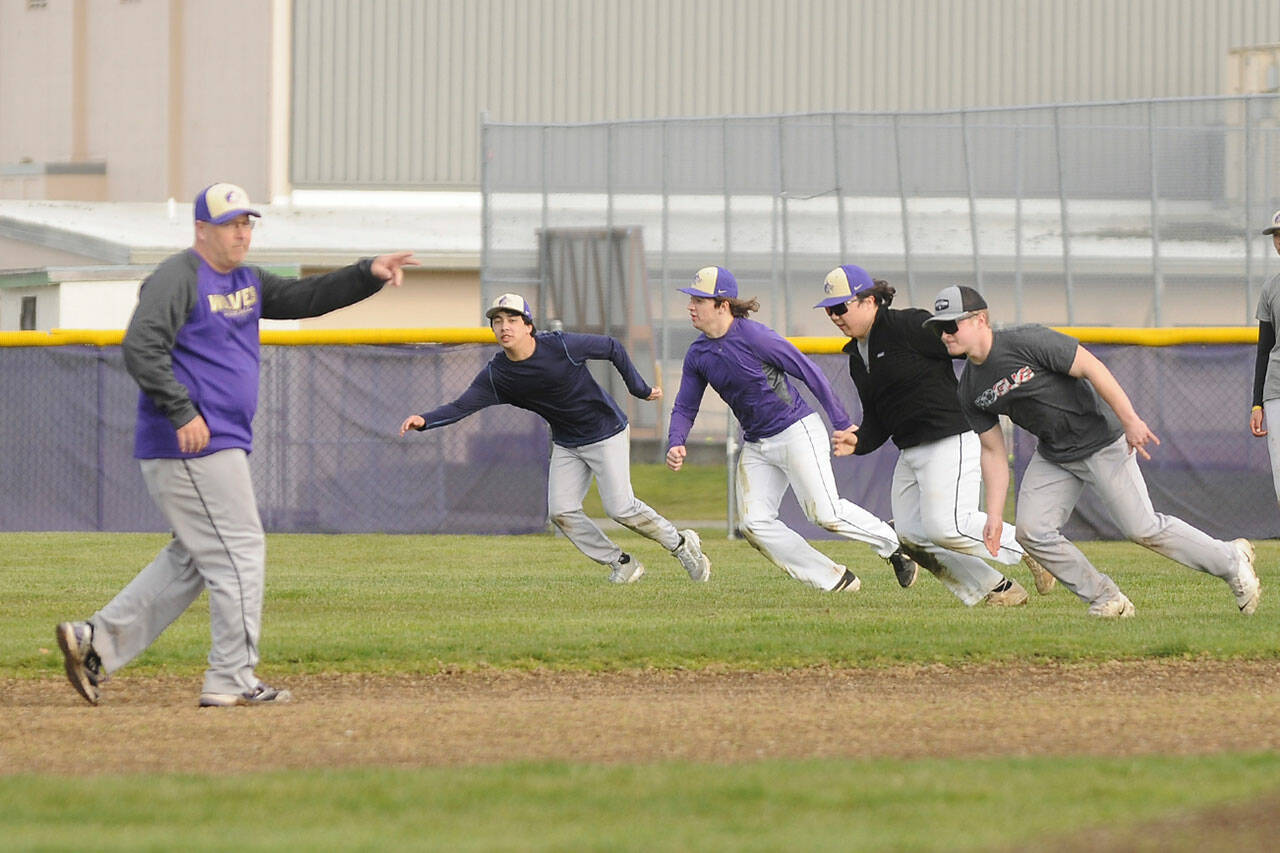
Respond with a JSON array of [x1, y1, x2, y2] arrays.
[[814, 264, 875, 309], [1264, 210, 1280, 236], [194, 182, 260, 224], [485, 292, 533, 323], [923, 285, 989, 326], [679, 266, 738, 299]]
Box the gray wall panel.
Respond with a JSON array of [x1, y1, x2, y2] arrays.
[[291, 0, 1280, 188]]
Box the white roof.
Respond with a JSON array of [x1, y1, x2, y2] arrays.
[[0, 190, 482, 269]]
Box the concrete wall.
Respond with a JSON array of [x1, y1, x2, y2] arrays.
[[0, 0, 284, 203]]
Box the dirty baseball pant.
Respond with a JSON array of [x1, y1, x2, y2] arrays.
[[89, 449, 265, 696], [1015, 435, 1236, 605], [892, 431, 1025, 605], [737, 413, 900, 590], [548, 426, 681, 565]]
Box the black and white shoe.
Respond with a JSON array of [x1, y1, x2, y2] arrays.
[[607, 553, 645, 584], [887, 548, 918, 588], [55, 621, 103, 706], [828, 567, 861, 592], [199, 683, 294, 708]]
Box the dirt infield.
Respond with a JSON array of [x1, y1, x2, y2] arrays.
[[7, 660, 1280, 849], [6, 659, 1280, 775]]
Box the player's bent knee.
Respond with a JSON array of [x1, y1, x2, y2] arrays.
[[739, 517, 775, 540], [602, 499, 643, 521], [1015, 523, 1051, 549], [550, 510, 583, 530], [919, 522, 967, 550]]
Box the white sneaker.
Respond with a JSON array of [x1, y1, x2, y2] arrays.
[[199, 683, 293, 708], [1022, 553, 1057, 595], [1087, 593, 1136, 618], [608, 553, 645, 584], [982, 577, 1029, 607], [673, 529, 711, 582], [1228, 538, 1261, 615], [827, 567, 861, 592]]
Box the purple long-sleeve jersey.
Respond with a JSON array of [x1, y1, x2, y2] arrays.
[[667, 317, 852, 446]]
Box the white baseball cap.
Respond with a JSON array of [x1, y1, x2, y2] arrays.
[[1264, 210, 1280, 236], [485, 292, 533, 323], [814, 264, 875, 309], [194, 182, 260, 224]]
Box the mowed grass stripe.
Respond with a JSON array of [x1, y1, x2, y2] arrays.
[[3, 532, 1278, 676], [1, 754, 1279, 851]]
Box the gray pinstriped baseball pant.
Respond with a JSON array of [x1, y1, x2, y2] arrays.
[[1015, 435, 1236, 606], [548, 426, 682, 566], [89, 449, 264, 696]]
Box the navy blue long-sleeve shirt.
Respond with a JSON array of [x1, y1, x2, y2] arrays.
[[415, 331, 653, 447]]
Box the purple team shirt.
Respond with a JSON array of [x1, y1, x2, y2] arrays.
[[668, 317, 852, 447], [133, 260, 264, 458]]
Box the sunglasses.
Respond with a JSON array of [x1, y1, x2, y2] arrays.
[[825, 295, 872, 317], [931, 313, 976, 336]]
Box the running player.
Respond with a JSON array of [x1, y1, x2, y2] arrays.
[[819, 264, 1055, 606], [929, 284, 1260, 617], [665, 266, 915, 592], [400, 293, 711, 584]]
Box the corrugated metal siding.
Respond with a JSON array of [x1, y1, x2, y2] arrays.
[[291, 0, 1280, 188]]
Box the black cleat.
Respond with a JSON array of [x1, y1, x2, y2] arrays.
[[888, 548, 918, 588]]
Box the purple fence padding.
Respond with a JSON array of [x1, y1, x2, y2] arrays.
[[0, 344, 550, 534], [774, 345, 1279, 543], [3, 342, 1275, 540]]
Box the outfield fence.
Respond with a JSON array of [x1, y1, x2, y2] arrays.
[[0, 330, 549, 535], [1, 328, 1275, 541]]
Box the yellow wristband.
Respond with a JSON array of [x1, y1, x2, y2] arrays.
[[1253, 405, 1263, 411]]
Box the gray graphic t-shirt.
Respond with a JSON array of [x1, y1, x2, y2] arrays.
[[1255, 272, 1280, 403], [957, 324, 1122, 463]]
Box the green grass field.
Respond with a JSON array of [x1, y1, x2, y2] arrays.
[[3, 464, 1278, 850]]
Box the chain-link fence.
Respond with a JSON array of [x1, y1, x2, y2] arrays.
[[5, 337, 1272, 540], [0, 343, 549, 533], [482, 96, 1280, 449]]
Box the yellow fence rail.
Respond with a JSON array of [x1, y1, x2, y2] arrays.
[[0, 326, 1262, 350]]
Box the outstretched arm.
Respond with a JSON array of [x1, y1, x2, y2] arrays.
[[399, 369, 501, 436], [560, 332, 654, 399], [1069, 345, 1159, 460]]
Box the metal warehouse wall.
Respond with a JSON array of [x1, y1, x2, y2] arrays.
[[290, 0, 1280, 189]]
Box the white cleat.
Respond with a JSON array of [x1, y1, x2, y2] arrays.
[[982, 577, 1029, 607], [673, 529, 711, 582], [1087, 593, 1136, 619], [608, 553, 645, 584], [1228, 538, 1261, 615], [1022, 553, 1057, 595]]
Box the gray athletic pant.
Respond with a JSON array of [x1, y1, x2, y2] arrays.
[[1015, 435, 1235, 605], [89, 449, 265, 696], [548, 426, 681, 565]]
